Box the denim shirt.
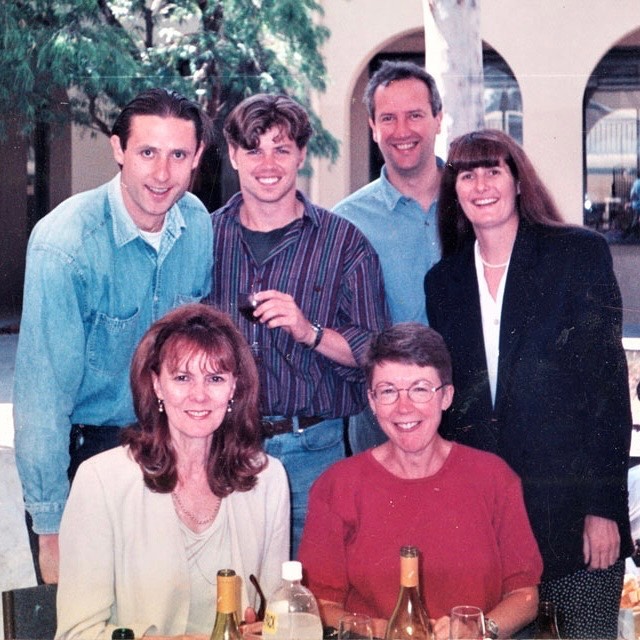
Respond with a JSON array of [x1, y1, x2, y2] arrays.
[[333, 164, 442, 324], [13, 174, 213, 533]]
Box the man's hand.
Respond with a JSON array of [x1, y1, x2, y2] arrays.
[[253, 289, 358, 367], [583, 514, 620, 570], [38, 533, 60, 584], [253, 290, 315, 345]]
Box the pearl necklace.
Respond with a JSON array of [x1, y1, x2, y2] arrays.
[[171, 490, 221, 526], [479, 252, 510, 269]]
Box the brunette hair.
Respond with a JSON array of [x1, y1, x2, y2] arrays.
[[223, 93, 313, 150], [438, 129, 564, 256], [364, 60, 442, 120], [122, 303, 266, 495], [363, 323, 452, 387], [111, 88, 209, 150]]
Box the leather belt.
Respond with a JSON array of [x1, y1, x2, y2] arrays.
[[261, 416, 324, 438]]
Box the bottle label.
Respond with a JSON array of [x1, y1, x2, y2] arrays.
[[263, 610, 277, 635], [217, 574, 237, 614]]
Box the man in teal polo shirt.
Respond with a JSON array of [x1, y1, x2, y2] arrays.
[[334, 60, 444, 452]]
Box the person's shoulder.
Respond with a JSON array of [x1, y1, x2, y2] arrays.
[[210, 194, 241, 227], [29, 181, 112, 249], [259, 454, 288, 485], [426, 242, 472, 279], [313, 203, 379, 248], [312, 450, 371, 491], [525, 222, 611, 263], [75, 445, 139, 484], [333, 179, 385, 217], [452, 443, 519, 481], [177, 190, 209, 221]]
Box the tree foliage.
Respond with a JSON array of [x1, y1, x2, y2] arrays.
[[0, 0, 338, 161]]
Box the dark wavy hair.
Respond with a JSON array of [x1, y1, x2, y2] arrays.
[[111, 88, 210, 150], [363, 323, 452, 388], [223, 93, 313, 151], [438, 129, 564, 257], [122, 303, 266, 495]]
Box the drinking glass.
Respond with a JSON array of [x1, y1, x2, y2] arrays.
[[237, 290, 260, 323], [449, 605, 485, 640], [338, 613, 374, 640]]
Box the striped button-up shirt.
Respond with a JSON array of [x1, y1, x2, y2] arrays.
[[209, 191, 390, 418]]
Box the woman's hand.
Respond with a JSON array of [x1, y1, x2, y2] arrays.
[[240, 607, 262, 636], [431, 615, 450, 640]]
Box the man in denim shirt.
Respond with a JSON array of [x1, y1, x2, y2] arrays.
[[333, 61, 444, 453], [13, 89, 212, 584]]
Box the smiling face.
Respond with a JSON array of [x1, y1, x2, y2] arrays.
[[228, 126, 306, 210], [110, 114, 203, 232], [152, 349, 236, 447], [368, 361, 453, 456], [455, 158, 520, 235], [369, 77, 442, 181]]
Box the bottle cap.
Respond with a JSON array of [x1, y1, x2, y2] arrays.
[[112, 629, 134, 640], [282, 560, 303, 581]]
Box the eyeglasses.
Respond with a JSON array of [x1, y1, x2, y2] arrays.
[[370, 380, 446, 405]]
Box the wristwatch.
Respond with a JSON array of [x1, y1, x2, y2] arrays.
[[307, 322, 324, 350], [485, 618, 499, 639]]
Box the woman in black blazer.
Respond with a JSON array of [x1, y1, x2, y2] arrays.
[[425, 129, 631, 639]]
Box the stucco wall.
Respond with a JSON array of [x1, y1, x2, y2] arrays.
[[314, 1, 640, 221]]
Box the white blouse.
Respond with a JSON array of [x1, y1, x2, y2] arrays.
[[474, 241, 511, 407]]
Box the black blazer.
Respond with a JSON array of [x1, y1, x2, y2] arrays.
[[426, 221, 632, 581]]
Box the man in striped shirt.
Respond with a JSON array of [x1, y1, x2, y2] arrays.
[[208, 94, 390, 556]]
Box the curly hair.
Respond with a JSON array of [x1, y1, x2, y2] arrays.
[[438, 129, 565, 257], [122, 303, 266, 496], [223, 93, 313, 151]]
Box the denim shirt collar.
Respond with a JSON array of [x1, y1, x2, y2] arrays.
[[107, 174, 186, 251]]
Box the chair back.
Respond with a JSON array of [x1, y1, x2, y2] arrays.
[[2, 584, 57, 640]]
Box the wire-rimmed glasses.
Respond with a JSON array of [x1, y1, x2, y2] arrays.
[[370, 380, 446, 405]]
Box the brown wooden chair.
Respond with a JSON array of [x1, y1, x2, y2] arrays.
[[2, 584, 57, 640]]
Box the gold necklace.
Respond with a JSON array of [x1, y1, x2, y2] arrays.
[[171, 490, 221, 526]]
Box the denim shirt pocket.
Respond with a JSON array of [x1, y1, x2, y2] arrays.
[[87, 308, 141, 375]]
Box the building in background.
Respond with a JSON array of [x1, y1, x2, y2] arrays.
[[2, 1, 640, 328]]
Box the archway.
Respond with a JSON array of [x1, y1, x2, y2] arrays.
[[583, 28, 640, 242], [344, 34, 523, 193]]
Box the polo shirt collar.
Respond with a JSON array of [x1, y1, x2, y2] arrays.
[[378, 158, 446, 211]]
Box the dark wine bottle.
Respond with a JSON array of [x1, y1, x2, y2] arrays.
[[534, 601, 561, 639]]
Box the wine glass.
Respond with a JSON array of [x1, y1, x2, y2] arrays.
[[449, 605, 485, 640], [338, 613, 374, 640]]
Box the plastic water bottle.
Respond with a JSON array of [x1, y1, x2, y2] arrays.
[[263, 560, 323, 640]]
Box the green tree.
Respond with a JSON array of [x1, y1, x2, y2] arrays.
[[1, 0, 338, 209]]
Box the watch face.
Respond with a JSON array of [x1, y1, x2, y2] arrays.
[[485, 618, 499, 638]]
